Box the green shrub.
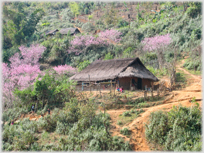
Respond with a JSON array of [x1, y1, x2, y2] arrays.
[[122, 111, 131, 117], [77, 60, 91, 71], [145, 105, 202, 151], [117, 19, 129, 28], [82, 22, 95, 32], [120, 128, 131, 136], [175, 72, 186, 82], [88, 15, 93, 20], [117, 121, 122, 125], [104, 52, 113, 60]]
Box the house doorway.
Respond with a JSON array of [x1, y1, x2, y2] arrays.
[[137, 78, 142, 90]]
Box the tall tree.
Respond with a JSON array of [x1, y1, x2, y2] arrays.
[[3, 2, 44, 48]]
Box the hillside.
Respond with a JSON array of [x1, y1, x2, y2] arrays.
[[2, 1, 202, 152]]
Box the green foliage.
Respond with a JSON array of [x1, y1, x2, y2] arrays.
[[120, 128, 131, 136], [14, 70, 77, 112], [175, 72, 186, 83], [183, 59, 201, 71], [2, 107, 28, 122], [3, 2, 44, 61], [117, 19, 129, 28], [88, 15, 93, 20], [117, 121, 122, 125], [186, 2, 201, 18], [104, 52, 113, 60], [3, 119, 38, 151], [145, 105, 202, 151], [122, 47, 134, 58], [122, 111, 131, 117], [146, 66, 168, 77], [41, 22, 50, 26], [103, 6, 118, 25], [77, 60, 91, 71], [143, 52, 157, 61], [69, 2, 80, 17], [81, 22, 95, 32]]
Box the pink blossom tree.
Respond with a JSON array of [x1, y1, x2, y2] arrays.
[[2, 44, 46, 109], [99, 29, 122, 43], [142, 34, 172, 68], [142, 34, 178, 90], [68, 30, 122, 55], [142, 34, 172, 51], [68, 35, 109, 55], [53, 65, 77, 75]]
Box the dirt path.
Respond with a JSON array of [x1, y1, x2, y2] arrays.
[[106, 58, 202, 151], [176, 59, 201, 81]]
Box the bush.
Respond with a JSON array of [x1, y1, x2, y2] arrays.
[[104, 52, 113, 60], [77, 60, 91, 71], [122, 111, 131, 117], [145, 105, 202, 151], [117, 19, 129, 28], [120, 128, 131, 136], [88, 15, 93, 20], [81, 22, 95, 32], [183, 59, 201, 71], [117, 121, 122, 125]]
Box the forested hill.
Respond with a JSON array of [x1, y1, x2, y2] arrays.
[[3, 1, 202, 71], [2, 2, 202, 152]]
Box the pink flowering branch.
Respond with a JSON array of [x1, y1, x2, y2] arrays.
[[2, 44, 46, 108], [68, 35, 109, 54], [142, 34, 172, 51], [53, 65, 77, 75], [99, 29, 122, 43]]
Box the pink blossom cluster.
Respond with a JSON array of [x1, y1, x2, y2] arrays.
[[142, 34, 172, 51], [99, 29, 122, 43], [2, 45, 46, 106], [68, 35, 109, 54], [53, 65, 76, 75], [10, 44, 46, 68]]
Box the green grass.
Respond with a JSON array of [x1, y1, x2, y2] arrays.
[[117, 109, 144, 126]]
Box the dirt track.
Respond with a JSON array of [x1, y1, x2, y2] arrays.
[[106, 59, 202, 151]]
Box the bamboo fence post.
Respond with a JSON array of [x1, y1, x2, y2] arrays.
[[88, 75, 91, 93]]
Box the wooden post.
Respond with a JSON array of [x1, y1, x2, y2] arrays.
[[130, 78, 132, 91], [82, 82, 84, 91], [111, 80, 112, 95], [151, 88, 153, 97], [88, 75, 91, 93], [144, 90, 147, 100], [114, 82, 116, 96], [99, 83, 101, 97], [157, 88, 160, 97]]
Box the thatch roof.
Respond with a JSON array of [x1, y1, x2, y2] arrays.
[[45, 29, 59, 35], [59, 28, 80, 35], [70, 58, 159, 82]]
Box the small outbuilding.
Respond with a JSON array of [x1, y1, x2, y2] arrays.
[[41, 29, 59, 37], [70, 57, 159, 90]]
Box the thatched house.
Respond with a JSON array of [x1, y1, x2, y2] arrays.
[[70, 58, 159, 90], [41, 29, 59, 37], [59, 28, 80, 35]]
